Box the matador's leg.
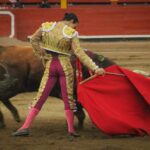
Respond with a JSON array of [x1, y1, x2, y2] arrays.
[[59, 57, 74, 110], [19, 59, 57, 130], [58, 57, 79, 136]]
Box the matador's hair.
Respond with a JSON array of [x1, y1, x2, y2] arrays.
[[63, 13, 79, 23]]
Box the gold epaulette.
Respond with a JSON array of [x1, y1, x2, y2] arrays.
[[63, 25, 78, 39], [42, 21, 56, 32]]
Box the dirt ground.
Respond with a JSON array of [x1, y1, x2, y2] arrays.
[[0, 37, 150, 150]]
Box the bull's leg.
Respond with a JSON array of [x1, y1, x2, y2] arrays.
[[0, 110, 5, 128], [74, 103, 85, 130], [2, 99, 21, 122]]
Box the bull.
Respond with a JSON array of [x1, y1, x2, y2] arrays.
[[0, 45, 114, 129]]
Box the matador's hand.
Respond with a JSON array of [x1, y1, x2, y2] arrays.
[[95, 68, 105, 75]]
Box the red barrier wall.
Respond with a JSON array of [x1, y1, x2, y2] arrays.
[[0, 15, 11, 36], [1, 0, 149, 3], [0, 5, 150, 40]]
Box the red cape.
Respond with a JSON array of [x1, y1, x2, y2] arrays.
[[78, 65, 150, 136]]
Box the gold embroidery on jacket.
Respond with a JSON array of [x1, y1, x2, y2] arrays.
[[41, 22, 75, 56], [31, 60, 52, 107], [42, 22, 56, 32], [31, 21, 98, 73], [63, 25, 78, 39], [59, 56, 75, 110]]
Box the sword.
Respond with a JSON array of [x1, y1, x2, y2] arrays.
[[106, 72, 125, 77], [80, 72, 125, 84]]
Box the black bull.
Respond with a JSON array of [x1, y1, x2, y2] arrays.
[[0, 45, 115, 129]]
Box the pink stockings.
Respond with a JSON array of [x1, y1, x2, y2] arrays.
[[19, 108, 75, 134], [65, 110, 75, 133], [19, 107, 39, 130]]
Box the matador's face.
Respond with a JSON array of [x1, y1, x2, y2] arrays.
[[72, 23, 78, 29], [68, 20, 78, 29]]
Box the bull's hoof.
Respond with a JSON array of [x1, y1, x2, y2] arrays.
[[68, 132, 80, 141], [74, 110, 85, 131], [69, 132, 80, 137], [12, 128, 29, 137]]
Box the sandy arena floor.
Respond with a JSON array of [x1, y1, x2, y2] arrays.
[[0, 37, 150, 150]]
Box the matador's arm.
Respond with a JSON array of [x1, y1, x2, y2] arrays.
[[30, 28, 43, 57], [72, 36, 99, 72]]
